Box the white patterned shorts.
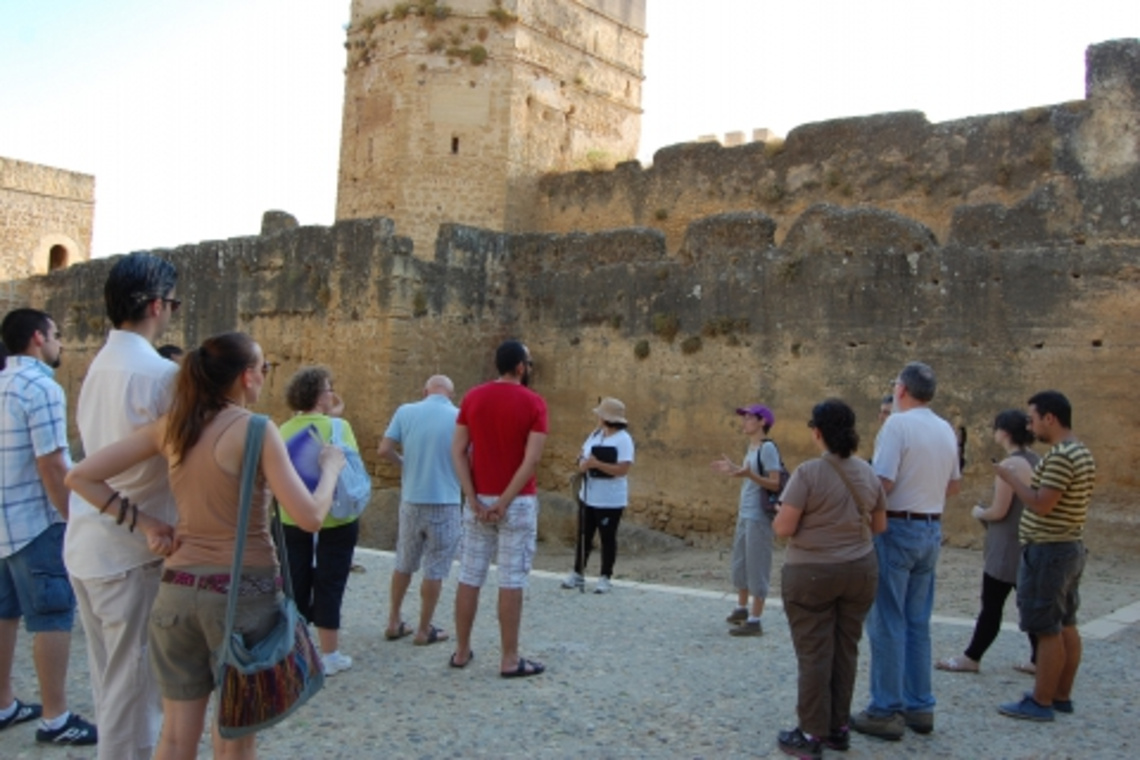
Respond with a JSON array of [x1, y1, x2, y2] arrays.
[[394, 502, 462, 580], [457, 495, 538, 590]]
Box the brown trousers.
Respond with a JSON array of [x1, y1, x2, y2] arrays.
[[781, 552, 879, 737]]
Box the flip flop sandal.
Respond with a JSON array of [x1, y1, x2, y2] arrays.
[[500, 657, 545, 678], [414, 624, 449, 646], [384, 622, 413, 641], [449, 650, 474, 669]]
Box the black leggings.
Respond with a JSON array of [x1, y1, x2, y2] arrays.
[[573, 505, 624, 578], [283, 520, 360, 630], [965, 571, 1038, 663]]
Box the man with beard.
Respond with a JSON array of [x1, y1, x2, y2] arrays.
[[0, 309, 97, 746], [449, 341, 548, 677]]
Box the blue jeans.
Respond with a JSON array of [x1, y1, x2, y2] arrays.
[[0, 522, 75, 632], [865, 518, 941, 715]]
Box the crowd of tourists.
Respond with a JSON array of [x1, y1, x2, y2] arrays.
[[0, 252, 1095, 760]]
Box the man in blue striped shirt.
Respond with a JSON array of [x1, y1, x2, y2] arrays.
[[0, 308, 96, 746]]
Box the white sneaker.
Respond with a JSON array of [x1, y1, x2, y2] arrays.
[[322, 651, 353, 676], [561, 571, 584, 590], [594, 576, 612, 594]]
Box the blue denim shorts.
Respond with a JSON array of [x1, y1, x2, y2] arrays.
[[1017, 541, 1085, 635], [0, 523, 76, 632]]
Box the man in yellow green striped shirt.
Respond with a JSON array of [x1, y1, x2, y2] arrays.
[[994, 391, 1094, 722]]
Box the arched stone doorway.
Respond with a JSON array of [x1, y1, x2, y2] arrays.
[[49, 244, 69, 271], [32, 234, 83, 275]]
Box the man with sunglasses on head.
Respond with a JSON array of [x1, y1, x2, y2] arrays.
[[63, 253, 180, 760]]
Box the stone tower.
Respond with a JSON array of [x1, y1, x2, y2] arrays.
[[335, 0, 646, 255], [1, 157, 92, 283]]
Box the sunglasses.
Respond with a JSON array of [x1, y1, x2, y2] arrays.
[[162, 297, 182, 313]]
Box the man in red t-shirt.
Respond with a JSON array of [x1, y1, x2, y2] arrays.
[[449, 340, 548, 678]]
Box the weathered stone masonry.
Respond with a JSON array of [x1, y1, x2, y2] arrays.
[[0, 157, 93, 305], [22, 195, 1140, 554], [10, 38, 1140, 555]]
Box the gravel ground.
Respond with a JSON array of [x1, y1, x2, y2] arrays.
[[6, 544, 1138, 759]]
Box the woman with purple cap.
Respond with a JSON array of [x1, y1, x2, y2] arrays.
[[710, 403, 786, 636]]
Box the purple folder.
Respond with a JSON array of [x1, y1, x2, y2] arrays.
[[285, 424, 322, 493]]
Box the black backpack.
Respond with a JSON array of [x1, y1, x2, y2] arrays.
[[756, 439, 789, 515]]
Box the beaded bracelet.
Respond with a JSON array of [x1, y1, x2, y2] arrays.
[[128, 503, 139, 533], [100, 491, 121, 514], [116, 496, 131, 525]]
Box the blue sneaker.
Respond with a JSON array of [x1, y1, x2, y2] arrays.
[[0, 700, 42, 730], [1024, 691, 1073, 714], [998, 695, 1054, 722], [35, 713, 97, 745]]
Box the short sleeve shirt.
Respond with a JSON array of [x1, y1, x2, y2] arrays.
[[780, 454, 887, 565], [383, 394, 461, 505], [739, 440, 781, 520], [872, 407, 960, 514], [1020, 440, 1095, 544], [0, 356, 69, 557], [577, 428, 634, 508], [64, 330, 179, 579], [279, 412, 361, 529], [456, 381, 548, 496]]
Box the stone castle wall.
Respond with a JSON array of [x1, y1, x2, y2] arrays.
[[0, 157, 93, 309], [534, 40, 1140, 257], [10, 38, 1139, 555], [24, 196, 1140, 554]]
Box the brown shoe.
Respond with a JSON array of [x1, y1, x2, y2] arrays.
[[725, 607, 749, 624], [903, 710, 934, 734], [728, 620, 763, 637], [851, 710, 904, 741]]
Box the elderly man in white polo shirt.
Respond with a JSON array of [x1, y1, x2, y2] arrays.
[[63, 253, 180, 760], [853, 362, 961, 743]]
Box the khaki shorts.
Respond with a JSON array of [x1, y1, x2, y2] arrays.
[[148, 565, 281, 701]]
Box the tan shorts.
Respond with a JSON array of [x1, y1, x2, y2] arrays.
[[148, 565, 281, 701]]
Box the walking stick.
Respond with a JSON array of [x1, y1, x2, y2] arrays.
[[571, 472, 586, 593]]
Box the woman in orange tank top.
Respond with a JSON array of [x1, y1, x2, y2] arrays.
[[67, 332, 345, 760]]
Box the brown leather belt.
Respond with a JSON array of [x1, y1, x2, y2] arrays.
[[886, 511, 941, 522]]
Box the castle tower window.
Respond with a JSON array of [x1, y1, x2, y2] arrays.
[[48, 244, 69, 271], [451, 137, 460, 155]]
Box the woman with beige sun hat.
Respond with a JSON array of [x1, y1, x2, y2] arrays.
[[562, 397, 635, 594]]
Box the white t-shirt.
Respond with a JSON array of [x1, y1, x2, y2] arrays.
[[64, 330, 179, 579], [871, 406, 960, 515], [577, 428, 634, 508]]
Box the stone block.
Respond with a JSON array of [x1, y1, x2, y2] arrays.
[[948, 185, 1079, 248], [783, 203, 937, 256], [679, 212, 777, 262]]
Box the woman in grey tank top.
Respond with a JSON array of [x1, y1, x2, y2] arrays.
[[936, 410, 1040, 673]]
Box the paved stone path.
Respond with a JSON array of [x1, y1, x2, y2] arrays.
[[7, 547, 1139, 759]]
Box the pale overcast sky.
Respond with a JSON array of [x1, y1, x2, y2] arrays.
[[1, 1, 1135, 258]]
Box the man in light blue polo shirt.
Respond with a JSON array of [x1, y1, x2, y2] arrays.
[[378, 375, 461, 646]]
